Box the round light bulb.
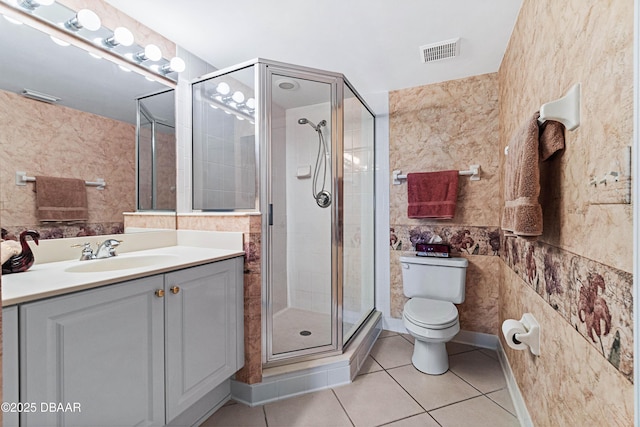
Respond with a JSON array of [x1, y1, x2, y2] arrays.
[[245, 98, 256, 109], [75, 9, 101, 31], [168, 57, 186, 73], [112, 27, 134, 47], [144, 44, 162, 61], [216, 82, 230, 96], [231, 91, 245, 104]]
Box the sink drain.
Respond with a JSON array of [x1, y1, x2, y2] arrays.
[[299, 330, 312, 336]]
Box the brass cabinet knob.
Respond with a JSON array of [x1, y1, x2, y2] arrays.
[[155, 289, 165, 298], [170, 286, 180, 294]]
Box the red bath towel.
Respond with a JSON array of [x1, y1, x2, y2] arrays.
[[407, 171, 459, 219]]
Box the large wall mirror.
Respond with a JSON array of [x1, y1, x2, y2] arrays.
[[0, 9, 176, 239]]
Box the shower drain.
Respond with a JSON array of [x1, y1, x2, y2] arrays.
[[299, 330, 312, 336]]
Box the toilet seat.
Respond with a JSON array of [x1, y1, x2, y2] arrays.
[[403, 298, 459, 330]]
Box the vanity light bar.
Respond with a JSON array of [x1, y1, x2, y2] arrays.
[[0, 1, 183, 85]]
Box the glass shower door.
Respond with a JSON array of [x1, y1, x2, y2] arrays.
[[267, 69, 338, 360]]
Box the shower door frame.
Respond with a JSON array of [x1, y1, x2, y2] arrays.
[[261, 60, 345, 365]]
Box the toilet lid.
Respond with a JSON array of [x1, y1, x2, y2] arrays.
[[404, 298, 458, 329]]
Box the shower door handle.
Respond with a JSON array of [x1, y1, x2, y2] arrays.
[[268, 203, 273, 226]]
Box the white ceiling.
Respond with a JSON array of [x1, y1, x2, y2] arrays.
[[105, 0, 523, 97]]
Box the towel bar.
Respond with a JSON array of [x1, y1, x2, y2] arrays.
[[15, 171, 106, 190], [537, 83, 581, 131], [392, 165, 480, 185], [504, 83, 581, 156]]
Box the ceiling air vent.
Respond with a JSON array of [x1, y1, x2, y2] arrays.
[[420, 38, 460, 63]]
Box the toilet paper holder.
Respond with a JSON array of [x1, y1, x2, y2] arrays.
[[512, 313, 540, 356]]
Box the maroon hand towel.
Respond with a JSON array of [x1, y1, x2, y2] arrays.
[[407, 171, 459, 219]]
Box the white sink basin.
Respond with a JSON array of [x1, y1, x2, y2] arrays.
[[64, 254, 179, 273]]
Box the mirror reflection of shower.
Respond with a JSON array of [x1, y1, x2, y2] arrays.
[[297, 118, 331, 208]]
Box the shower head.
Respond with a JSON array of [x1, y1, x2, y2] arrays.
[[298, 118, 326, 131], [298, 118, 316, 130]]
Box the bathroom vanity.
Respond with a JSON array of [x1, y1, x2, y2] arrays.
[[2, 232, 244, 427]]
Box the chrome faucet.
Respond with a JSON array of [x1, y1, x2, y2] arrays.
[[94, 239, 122, 259], [74, 239, 122, 260]]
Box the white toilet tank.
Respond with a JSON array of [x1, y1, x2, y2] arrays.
[[400, 256, 468, 303]]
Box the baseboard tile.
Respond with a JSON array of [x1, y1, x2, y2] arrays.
[[496, 341, 534, 427], [453, 330, 499, 350]]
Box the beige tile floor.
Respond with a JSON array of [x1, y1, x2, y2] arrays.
[[203, 331, 521, 427]]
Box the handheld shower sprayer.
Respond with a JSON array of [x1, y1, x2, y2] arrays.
[[298, 117, 331, 208]]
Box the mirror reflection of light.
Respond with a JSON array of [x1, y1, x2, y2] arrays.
[[344, 153, 361, 165], [231, 90, 245, 104], [216, 82, 231, 96], [50, 36, 70, 47], [119, 65, 132, 73], [88, 52, 101, 59], [2, 15, 23, 25]]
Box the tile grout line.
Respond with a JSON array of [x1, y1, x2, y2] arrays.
[[447, 353, 519, 420], [371, 342, 518, 424], [330, 388, 356, 427], [367, 352, 442, 427], [262, 405, 269, 427]]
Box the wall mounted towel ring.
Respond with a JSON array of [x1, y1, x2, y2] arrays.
[[538, 83, 581, 131]]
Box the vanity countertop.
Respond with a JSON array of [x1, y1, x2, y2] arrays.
[[2, 245, 244, 306]]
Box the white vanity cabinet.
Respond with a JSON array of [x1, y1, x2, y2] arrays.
[[17, 256, 244, 427], [3, 305, 19, 427], [20, 274, 166, 426], [164, 258, 244, 423]]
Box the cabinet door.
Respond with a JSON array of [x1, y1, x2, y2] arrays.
[[165, 257, 243, 422], [3, 306, 19, 427], [20, 275, 165, 427]]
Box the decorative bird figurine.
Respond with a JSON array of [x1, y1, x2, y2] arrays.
[[2, 230, 40, 274]]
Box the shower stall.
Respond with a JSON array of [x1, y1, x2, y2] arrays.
[[136, 89, 176, 211], [192, 59, 375, 365]]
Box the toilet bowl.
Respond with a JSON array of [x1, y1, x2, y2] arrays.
[[400, 256, 468, 375], [402, 297, 460, 374]]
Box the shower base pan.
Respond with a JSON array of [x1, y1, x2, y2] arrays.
[[231, 310, 382, 406]]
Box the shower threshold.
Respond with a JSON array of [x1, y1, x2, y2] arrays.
[[231, 311, 382, 406]]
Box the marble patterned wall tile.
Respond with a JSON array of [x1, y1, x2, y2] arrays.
[[500, 264, 633, 426], [502, 235, 633, 381], [390, 224, 500, 256], [389, 225, 500, 334], [389, 73, 501, 227], [2, 223, 123, 240], [388, 73, 502, 333], [0, 91, 135, 231], [498, 0, 634, 273], [123, 214, 176, 230], [177, 214, 253, 232], [177, 214, 263, 384], [498, 0, 635, 419]]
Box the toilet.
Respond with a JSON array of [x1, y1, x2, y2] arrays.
[[400, 255, 468, 375]]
